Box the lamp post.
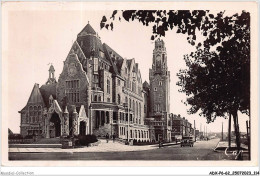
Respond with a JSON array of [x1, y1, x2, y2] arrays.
[[89, 104, 92, 135], [123, 88, 130, 143]]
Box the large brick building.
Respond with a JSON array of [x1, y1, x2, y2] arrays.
[[19, 23, 172, 142]]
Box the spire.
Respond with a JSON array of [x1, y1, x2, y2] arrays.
[[46, 64, 57, 85], [48, 64, 55, 79], [49, 64, 55, 72]]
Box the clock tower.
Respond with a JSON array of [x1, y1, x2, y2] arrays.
[[149, 38, 171, 142]]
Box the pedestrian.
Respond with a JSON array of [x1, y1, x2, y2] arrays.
[[159, 140, 163, 148], [112, 133, 116, 143], [106, 133, 109, 143]]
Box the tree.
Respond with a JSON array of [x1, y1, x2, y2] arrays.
[[176, 12, 250, 157], [100, 10, 250, 156]]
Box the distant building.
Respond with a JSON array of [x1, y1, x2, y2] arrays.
[[170, 114, 194, 141], [195, 130, 200, 138]]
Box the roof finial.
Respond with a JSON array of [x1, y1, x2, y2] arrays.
[[88, 21, 89, 24]]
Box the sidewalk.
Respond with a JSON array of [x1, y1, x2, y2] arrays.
[[9, 139, 159, 153]]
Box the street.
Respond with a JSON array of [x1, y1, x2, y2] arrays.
[[9, 138, 231, 160]]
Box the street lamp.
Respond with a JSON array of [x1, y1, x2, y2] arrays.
[[89, 104, 92, 135], [123, 88, 130, 143]]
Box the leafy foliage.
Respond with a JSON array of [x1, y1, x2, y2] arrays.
[[75, 134, 98, 146], [101, 10, 250, 120], [177, 11, 250, 123]]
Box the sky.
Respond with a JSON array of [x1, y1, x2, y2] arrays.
[[3, 7, 249, 134]]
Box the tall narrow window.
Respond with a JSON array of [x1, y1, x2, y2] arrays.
[[107, 79, 110, 94], [118, 94, 121, 104], [93, 58, 99, 72]]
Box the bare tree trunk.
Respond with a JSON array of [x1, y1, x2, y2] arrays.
[[232, 110, 241, 160], [228, 113, 231, 147]]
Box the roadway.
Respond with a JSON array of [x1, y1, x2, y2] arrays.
[[9, 138, 229, 160]]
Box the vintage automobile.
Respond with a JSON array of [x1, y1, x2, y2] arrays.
[[181, 136, 194, 147]]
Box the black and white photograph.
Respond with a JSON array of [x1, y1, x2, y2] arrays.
[[1, 1, 259, 175]]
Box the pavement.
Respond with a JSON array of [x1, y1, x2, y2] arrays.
[[9, 138, 232, 160], [9, 139, 162, 153]]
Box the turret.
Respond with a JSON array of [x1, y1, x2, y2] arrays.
[[152, 38, 167, 73], [46, 64, 57, 84]]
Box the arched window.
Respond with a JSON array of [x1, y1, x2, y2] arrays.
[[118, 94, 121, 104], [94, 95, 97, 101], [98, 95, 102, 102]]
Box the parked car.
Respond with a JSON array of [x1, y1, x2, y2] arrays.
[[181, 136, 194, 147]]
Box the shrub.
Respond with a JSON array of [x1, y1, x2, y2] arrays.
[[75, 134, 98, 146], [8, 134, 23, 140], [24, 135, 34, 139]]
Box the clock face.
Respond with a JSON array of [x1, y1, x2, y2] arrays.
[[68, 63, 77, 77], [156, 55, 161, 61]]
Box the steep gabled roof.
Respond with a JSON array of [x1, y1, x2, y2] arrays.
[[143, 81, 150, 89], [103, 43, 125, 76], [39, 83, 57, 108], [69, 41, 89, 73], [78, 23, 96, 36], [27, 83, 45, 105], [20, 83, 45, 111]]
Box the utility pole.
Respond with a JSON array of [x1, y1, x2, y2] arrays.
[[206, 126, 207, 138], [228, 114, 231, 147], [246, 120, 250, 160], [222, 122, 224, 141], [194, 120, 196, 142], [204, 125, 205, 138]]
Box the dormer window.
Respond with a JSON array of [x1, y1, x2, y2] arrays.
[[49, 95, 54, 105]]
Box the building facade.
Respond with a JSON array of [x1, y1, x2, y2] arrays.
[[19, 23, 154, 142], [170, 114, 194, 141]]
